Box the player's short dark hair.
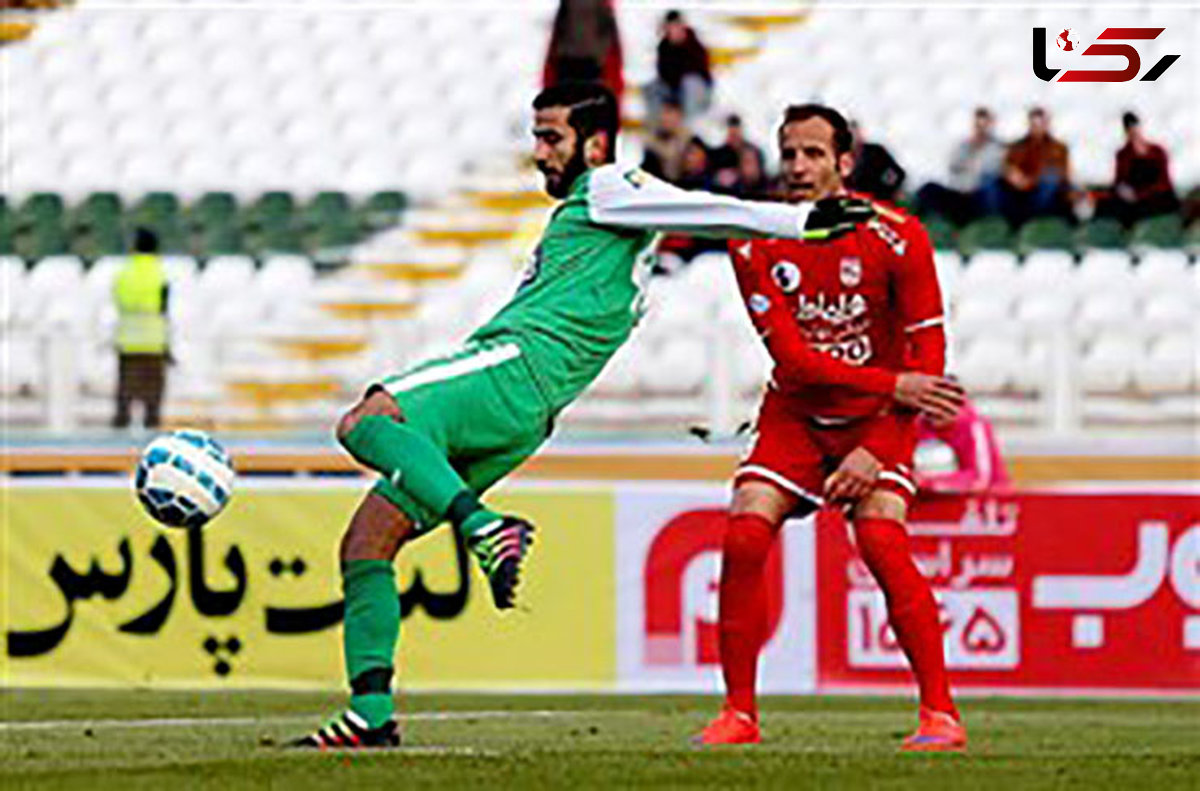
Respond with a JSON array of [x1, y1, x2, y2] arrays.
[[780, 103, 853, 155], [1029, 106, 1047, 119], [1122, 111, 1140, 129], [664, 9, 683, 23], [726, 113, 742, 127], [133, 227, 159, 253], [974, 106, 992, 120], [533, 81, 619, 163]]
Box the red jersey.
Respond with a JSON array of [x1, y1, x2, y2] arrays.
[[729, 202, 946, 421]]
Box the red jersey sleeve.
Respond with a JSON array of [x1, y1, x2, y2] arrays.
[[893, 222, 947, 376], [728, 240, 897, 395]]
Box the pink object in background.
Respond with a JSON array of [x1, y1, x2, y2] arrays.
[[915, 400, 1011, 493]]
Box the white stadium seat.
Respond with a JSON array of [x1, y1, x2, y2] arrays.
[[1135, 332, 1196, 395], [1081, 333, 1141, 393]]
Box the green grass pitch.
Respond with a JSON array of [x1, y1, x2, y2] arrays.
[[2, 691, 1197, 789]]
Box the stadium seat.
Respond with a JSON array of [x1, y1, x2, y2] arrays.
[[1130, 215, 1184, 249], [1076, 250, 1134, 293], [1134, 332, 1196, 394], [1019, 250, 1075, 292], [957, 217, 1013, 255], [955, 336, 1023, 393], [953, 293, 1012, 326], [961, 250, 1019, 294], [1075, 218, 1126, 250], [1141, 293, 1195, 325], [1080, 333, 1140, 393], [640, 337, 708, 395], [1017, 217, 1074, 255], [1076, 292, 1139, 328]]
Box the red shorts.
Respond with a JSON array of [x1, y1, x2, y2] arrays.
[[735, 390, 918, 511]]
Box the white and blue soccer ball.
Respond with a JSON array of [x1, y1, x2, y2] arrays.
[[134, 429, 236, 529]]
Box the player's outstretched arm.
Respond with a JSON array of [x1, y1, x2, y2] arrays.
[[586, 164, 873, 241]]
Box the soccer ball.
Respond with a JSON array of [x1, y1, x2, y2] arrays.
[[134, 429, 236, 529]]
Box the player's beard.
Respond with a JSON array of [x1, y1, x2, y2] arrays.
[[542, 142, 588, 199]]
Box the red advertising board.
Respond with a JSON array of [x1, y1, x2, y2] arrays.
[[816, 492, 1200, 693]]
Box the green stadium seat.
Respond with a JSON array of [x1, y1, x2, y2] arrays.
[[254, 225, 305, 256], [251, 191, 296, 220], [20, 223, 70, 259], [73, 224, 127, 259], [75, 193, 123, 230], [922, 214, 956, 250], [200, 226, 244, 257], [311, 221, 363, 268], [134, 192, 181, 222], [1130, 214, 1184, 248], [309, 191, 351, 217], [1017, 217, 1074, 255], [1185, 221, 1200, 254], [1075, 217, 1126, 249], [361, 190, 406, 230], [957, 216, 1013, 256], [190, 192, 239, 229]]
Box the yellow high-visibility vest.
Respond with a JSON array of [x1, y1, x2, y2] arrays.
[[114, 254, 168, 353]]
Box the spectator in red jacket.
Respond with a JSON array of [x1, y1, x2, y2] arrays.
[[1094, 112, 1179, 227], [644, 9, 712, 122]]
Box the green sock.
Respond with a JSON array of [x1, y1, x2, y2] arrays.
[[342, 414, 500, 536], [343, 559, 399, 728]]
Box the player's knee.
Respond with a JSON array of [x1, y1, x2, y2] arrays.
[[340, 494, 413, 561], [854, 489, 907, 521]]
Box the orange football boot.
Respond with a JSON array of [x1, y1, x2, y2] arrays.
[[694, 705, 761, 746], [901, 706, 967, 752]]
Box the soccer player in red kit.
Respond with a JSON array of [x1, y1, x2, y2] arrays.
[[696, 104, 968, 751]]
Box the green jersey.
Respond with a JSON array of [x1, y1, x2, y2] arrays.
[[470, 164, 816, 413]]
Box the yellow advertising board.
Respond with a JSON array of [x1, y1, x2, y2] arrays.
[[1, 482, 615, 690]]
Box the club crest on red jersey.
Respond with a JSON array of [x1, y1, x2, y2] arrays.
[[770, 261, 801, 293], [839, 257, 862, 287]]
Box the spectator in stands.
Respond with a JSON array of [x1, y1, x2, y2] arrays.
[[914, 397, 1010, 494], [847, 120, 906, 203], [734, 145, 772, 200], [915, 107, 1005, 225], [645, 9, 712, 122], [543, 0, 624, 106], [1094, 111, 1179, 227], [676, 137, 713, 192], [1000, 106, 1072, 225], [641, 99, 692, 183], [113, 228, 170, 430], [710, 114, 766, 196]]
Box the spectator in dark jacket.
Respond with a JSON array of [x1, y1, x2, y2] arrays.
[[1095, 112, 1179, 227], [543, 0, 624, 105], [644, 9, 712, 121], [848, 120, 906, 203], [710, 114, 765, 195]]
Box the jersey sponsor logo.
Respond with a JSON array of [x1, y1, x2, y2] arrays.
[[770, 261, 802, 293], [868, 218, 907, 256], [748, 293, 771, 314], [796, 292, 868, 325], [811, 333, 873, 365], [839, 257, 862, 287]]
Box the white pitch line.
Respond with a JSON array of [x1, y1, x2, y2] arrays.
[[0, 709, 601, 732]]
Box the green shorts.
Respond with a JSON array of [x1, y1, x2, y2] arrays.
[[369, 337, 553, 532]]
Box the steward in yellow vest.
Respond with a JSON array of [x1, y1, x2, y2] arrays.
[[112, 228, 170, 428]]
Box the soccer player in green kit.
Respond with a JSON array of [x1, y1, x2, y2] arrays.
[[291, 82, 877, 748]]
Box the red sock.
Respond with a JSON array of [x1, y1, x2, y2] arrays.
[[853, 517, 958, 719], [718, 512, 777, 719]]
